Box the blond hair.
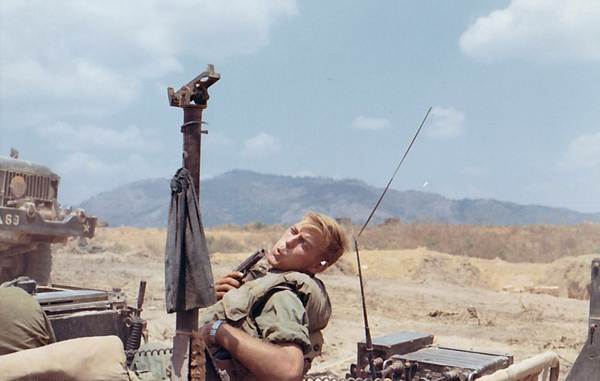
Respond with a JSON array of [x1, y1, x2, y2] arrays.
[[299, 211, 350, 265]]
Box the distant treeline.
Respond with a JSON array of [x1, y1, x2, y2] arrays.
[[352, 220, 600, 263], [207, 220, 600, 263]]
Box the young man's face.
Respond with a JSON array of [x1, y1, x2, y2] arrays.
[[267, 222, 327, 274]]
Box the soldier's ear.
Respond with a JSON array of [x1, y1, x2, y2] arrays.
[[309, 260, 328, 274]]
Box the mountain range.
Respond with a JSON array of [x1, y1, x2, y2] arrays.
[[79, 170, 600, 228]]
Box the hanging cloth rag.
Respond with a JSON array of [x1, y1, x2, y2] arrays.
[[165, 167, 216, 313]]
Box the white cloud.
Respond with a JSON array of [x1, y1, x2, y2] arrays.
[[3, 58, 140, 110], [352, 116, 391, 131], [37, 123, 162, 152], [240, 132, 281, 157], [55, 151, 159, 204], [459, 0, 600, 63], [559, 132, 600, 169], [428, 107, 465, 139], [0, 0, 298, 110], [56, 152, 111, 177]]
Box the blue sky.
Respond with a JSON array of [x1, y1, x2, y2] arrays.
[[2, 0, 600, 214]]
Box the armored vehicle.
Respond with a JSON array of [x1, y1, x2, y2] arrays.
[[0, 149, 97, 285]]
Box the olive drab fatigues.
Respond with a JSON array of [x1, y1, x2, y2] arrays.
[[199, 259, 331, 381], [0, 286, 56, 355]]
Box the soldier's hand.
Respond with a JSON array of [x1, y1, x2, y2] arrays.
[[215, 271, 244, 300]]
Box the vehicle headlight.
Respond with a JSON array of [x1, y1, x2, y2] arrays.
[[10, 176, 26, 198]]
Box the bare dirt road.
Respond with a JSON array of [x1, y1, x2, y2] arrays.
[[53, 227, 593, 380]]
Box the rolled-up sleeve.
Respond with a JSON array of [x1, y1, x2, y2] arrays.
[[255, 290, 311, 354]]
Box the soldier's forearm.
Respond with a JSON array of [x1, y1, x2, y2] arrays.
[[202, 322, 304, 381]]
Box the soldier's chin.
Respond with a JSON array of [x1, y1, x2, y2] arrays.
[[266, 253, 278, 267]]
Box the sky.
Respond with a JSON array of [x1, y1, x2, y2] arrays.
[[2, 0, 600, 214]]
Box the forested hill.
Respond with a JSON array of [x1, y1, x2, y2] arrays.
[[79, 170, 600, 228]]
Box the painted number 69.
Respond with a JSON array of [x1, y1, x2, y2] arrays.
[[1, 214, 19, 226]]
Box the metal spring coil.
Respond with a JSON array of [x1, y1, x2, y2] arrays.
[[125, 319, 144, 352], [130, 347, 173, 357]]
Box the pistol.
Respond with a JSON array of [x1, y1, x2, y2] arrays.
[[234, 249, 266, 278]]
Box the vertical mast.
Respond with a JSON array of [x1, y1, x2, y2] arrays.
[[167, 65, 220, 380]]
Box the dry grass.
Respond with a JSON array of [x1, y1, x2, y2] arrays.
[[64, 221, 600, 266], [203, 221, 600, 263], [205, 223, 284, 254], [56, 221, 600, 301], [355, 221, 600, 263]]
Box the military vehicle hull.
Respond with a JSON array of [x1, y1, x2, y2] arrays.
[[0, 153, 97, 285]]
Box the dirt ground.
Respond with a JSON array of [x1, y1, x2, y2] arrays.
[[52, 227, 595, 380]]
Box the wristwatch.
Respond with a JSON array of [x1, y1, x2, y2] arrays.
[[210, 320, 225, 345]]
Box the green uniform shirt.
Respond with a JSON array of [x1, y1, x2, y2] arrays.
[[0, 286, 56, 355], [200, 261, 331, 381], [254, 289, 311, 352], [200, 259, 331, 352]]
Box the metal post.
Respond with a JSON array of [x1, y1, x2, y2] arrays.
[[168, 65, 220, 381], [182, 108, 205, 197]]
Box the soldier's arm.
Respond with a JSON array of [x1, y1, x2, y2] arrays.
[[200, 321, 304, 381]]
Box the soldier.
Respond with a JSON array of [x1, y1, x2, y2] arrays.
[[199, 211, 350, 381], [0, 285, 56, 355]]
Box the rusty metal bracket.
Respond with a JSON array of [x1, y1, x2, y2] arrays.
[[167, 65, 220, 188], [168, 64, 220, 108]]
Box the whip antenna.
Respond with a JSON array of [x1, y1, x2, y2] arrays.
[[354, 107, 431, 379], [357, 107, 432, 240]]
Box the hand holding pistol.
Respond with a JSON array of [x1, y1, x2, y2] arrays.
[[233, 249, 266, 277], [214, 249, 265, 301]]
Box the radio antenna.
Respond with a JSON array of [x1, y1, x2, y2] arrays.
[[354, 107, 431, 379]]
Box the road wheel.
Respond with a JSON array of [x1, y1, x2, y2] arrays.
[[24, 243, 52, 285]]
